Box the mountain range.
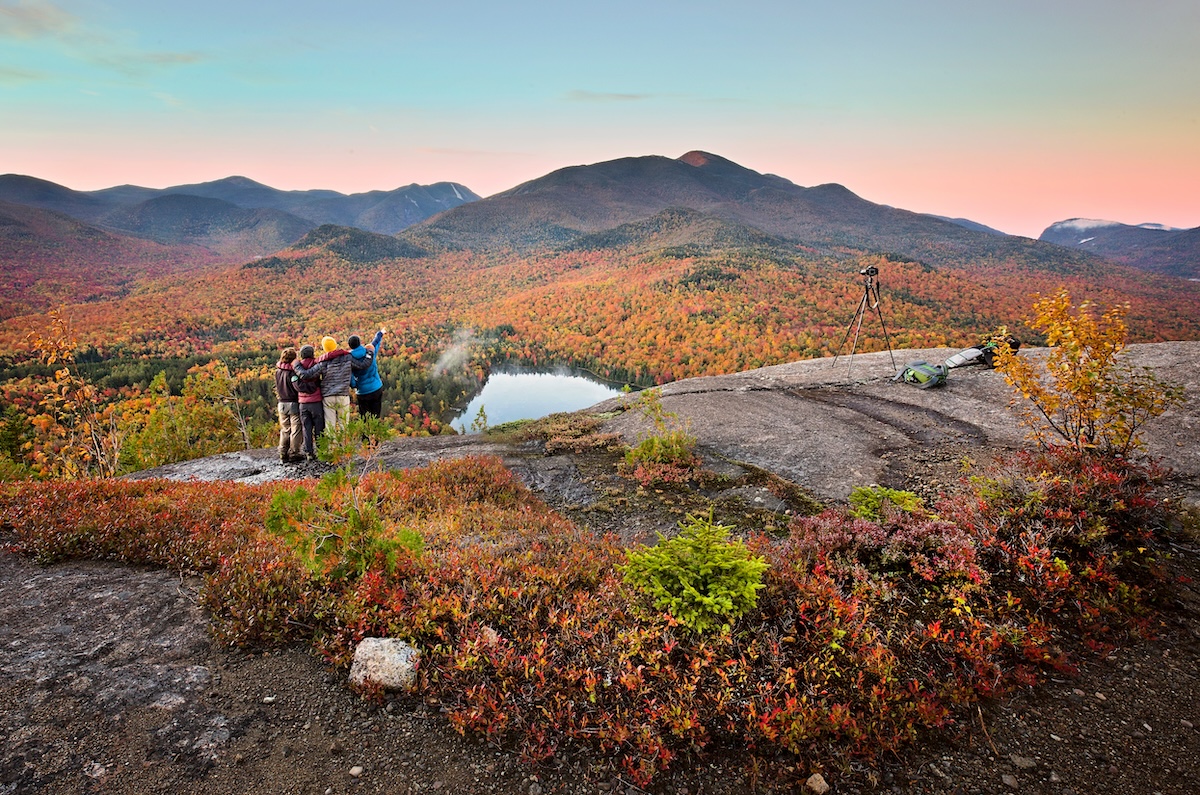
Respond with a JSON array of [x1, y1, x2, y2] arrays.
[[2, 154, 1194, 277], [0, 174, 479, 259], [2, 150, 1197, 351]]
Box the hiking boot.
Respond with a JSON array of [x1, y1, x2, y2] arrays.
[[305, 453, 318, 463]]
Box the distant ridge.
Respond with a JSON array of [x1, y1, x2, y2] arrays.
[[0, 199, 219, 320], [928, 215, 1008, 237], [0, 174, 481, 246], [1040, 218, 1200, 279], [0, 174, 110, 222], [100, 194, 316, 258]]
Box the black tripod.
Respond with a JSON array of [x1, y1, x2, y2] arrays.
[[833, 266, 896, 374]]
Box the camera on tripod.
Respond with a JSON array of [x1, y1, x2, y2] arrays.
[[834, 264, 896, 373]]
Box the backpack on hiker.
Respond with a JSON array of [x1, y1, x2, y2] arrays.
[[893, 360, 948, 388]]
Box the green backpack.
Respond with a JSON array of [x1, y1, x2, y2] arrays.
[[893, 360, 948, 389]]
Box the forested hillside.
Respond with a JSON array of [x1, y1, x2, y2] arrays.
[[2, 151, 1197, 472]]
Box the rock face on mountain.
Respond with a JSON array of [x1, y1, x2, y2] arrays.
[[602, 342, 1200, 501]]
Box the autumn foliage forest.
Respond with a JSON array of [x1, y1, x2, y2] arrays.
[[2, 232, 1200, 476]]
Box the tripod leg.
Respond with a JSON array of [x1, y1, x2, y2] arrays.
[[847, 297, 868, 376], [871, 285, 897, 371], [833, 293, 870, 366]]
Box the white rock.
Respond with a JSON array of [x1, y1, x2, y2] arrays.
[[348, 637, 420, 692], [805, 773, 830, 794], [349, 765, 364, 778]]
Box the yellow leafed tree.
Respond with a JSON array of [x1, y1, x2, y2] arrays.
[[992, 289, 1183, 455], [25, 309, 125, 478]]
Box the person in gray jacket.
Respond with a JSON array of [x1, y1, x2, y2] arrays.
[[293, 335, 369, 433]]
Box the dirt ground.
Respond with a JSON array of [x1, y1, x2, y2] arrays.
[[5, 345, 1200, 794]]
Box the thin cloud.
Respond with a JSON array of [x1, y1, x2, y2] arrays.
[[566, 89, 655, 102], [0, 64, 45, 82], [3, 1, 204, 78], [0, 0, 76, 40], [88, 50, 206, 77]]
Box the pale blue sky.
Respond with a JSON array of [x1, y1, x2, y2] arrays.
[[3, 0, 1198, 237]]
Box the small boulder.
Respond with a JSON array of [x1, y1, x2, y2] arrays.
[[348, 638, 420, 692], [1010, 753, 1037, 770], [805, 773, 830, 794]]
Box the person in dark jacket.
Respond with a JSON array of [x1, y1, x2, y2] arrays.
[[274, 347, 304, 463], [293, 336, 355, 433], [291, 344, 325, 460], [348, 327, 386, 418]]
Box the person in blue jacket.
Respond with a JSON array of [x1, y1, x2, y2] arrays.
[[349, 327, 386, 418]]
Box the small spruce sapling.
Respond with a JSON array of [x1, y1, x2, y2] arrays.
[[848, 485, 924, 521], [622, 510, 768, 633]]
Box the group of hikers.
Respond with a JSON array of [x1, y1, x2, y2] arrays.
[[272, 328, 386, 462]]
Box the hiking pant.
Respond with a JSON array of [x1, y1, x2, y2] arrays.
[[357, 388, 383, 419], [323, 394, 351, 433], [277, 402, 303, 459], [300, 402, 325, 455]]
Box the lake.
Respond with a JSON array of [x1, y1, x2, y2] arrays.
[[449, 368, 626, 433]]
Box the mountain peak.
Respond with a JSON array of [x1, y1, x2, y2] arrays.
[[676, 151, 757, 175], [1047, 218, 1121, 233], [209, 176, 269, 189], [677, 151, 722, 168]]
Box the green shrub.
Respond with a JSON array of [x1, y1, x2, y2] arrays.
[[317, 413, 396, 466], [266, 468, 423, 583], [848, 485, 924, 520], [620, 388, 700, 485], [622, 511, 768, 633], [0, 456, 32, 482]]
